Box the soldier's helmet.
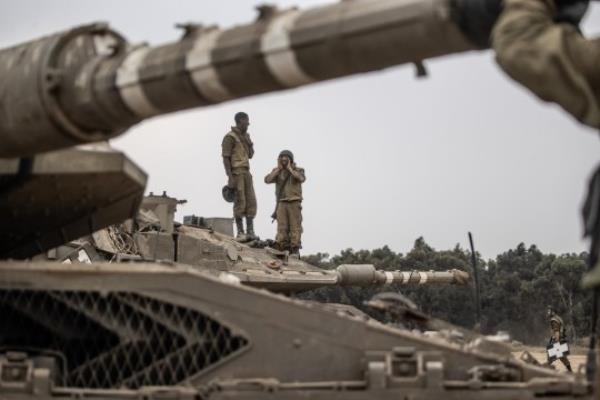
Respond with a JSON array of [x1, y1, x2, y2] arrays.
[[279, 150, 294, 162], [222, 186, 236, 203]]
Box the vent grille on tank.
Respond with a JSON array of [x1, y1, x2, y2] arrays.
[[0, 290, 248, 389]]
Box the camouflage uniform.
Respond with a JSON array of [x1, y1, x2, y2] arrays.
[[547, 311, 573, 372], [222, 127, 257, 219], [265, 166, 305, 252], [492, 0, 600, 287], [492, 0, 600, 129]]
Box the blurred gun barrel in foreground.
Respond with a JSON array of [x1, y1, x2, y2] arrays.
[[0, 0, 480, 157]]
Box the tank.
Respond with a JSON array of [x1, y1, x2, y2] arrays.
[[0, 0, 487, 260], [0, 0, 593, 399], [48, 192, 470, 293]]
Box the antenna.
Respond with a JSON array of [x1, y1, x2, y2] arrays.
[[468, 232, 482, 332]]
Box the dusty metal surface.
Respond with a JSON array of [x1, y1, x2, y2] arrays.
[[56, 208, 470, 294], [0, 262, 589, 399], [0, 0, 594, 399], [0, 146, 146, 259]]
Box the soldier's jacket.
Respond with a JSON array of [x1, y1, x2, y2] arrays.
[[222, 127, 254, 169], [265, 167, 305, 202], [492, 0, 600, 129]]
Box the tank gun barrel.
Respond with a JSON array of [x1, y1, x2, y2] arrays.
[[335, 264, 470, 286], [0, 0, 478, 157], [232, 264, 469, 293]]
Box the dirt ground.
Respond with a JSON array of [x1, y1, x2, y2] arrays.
[[513, 346, 587, 373]]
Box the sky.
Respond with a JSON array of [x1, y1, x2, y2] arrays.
[[1, 1, 599, 260]]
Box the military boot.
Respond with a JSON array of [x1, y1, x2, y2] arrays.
[[289, 246, 300, 259], [246, 217, 257, 240], [235, 217, 246, 241], [565, 361, 573, 373]]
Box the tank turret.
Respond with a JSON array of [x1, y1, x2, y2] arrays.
[[46, 194, 470, 293]]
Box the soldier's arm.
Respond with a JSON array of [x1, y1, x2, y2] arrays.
[[265, 168, 280, 184], [223, 158, 233, 178], [290, 167, 306, 183], [491, 0, 600, 128], [246, 134, 255, 159], [222, 136, 234, 178]]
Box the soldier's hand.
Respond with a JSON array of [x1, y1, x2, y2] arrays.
[[554, 0, 589, 26], [227, 175, 235, 188], [450, 0, 502, 48]]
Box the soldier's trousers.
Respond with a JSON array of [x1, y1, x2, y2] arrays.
[[559, 356, 572, 371], [549, 356, 572, 372], [276, 200, 302, 250], [232, 169, 257, 218]]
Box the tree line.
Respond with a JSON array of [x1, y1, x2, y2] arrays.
[[300, 238, 592, 345]]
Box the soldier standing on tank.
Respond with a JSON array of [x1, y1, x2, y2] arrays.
[[222, 112, 257, 240], [545, 306, 573, 372], [264, 150, 306, 254]]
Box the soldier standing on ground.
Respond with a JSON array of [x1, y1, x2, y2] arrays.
[[546, 306, 573, 372], [265, 150, 306, 255], [222, 112, 257, 240]]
